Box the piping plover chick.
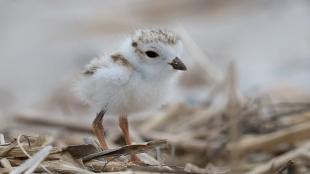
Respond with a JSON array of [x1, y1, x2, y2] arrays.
[[76, 29, 186, 161]]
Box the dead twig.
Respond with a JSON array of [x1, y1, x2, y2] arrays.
[[274, 160, 296, 174], [246, 141, 310, 174], [82, 140, 167, 162], [10, 144, 52, 174], [15, 111, 91, 132], [228, 121, 310, 153]]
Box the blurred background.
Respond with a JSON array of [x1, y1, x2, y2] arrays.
[[1, 0, 310, 173]]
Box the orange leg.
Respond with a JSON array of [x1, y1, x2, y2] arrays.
[[92, 110, 108, 150], [118, 115, 141, 162]]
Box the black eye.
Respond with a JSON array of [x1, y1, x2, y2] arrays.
[[145, 50, 159, 58]]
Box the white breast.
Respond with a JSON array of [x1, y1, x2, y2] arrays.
[[77, 57, 171, 115], [113, 72, 170, 114]]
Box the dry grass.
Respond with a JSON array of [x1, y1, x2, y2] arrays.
[[1, 27, 310, 174]]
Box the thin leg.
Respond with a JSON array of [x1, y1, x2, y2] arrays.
[[118, 115, 141, 162], [92, 110, 108, 150]]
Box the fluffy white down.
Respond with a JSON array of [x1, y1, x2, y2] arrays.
[[77, 55, 174, 115]]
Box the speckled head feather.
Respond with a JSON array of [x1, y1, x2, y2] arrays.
[[133, 29, 180, 45]]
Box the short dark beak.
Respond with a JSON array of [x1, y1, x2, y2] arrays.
[[168, 57, 187, 71]]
